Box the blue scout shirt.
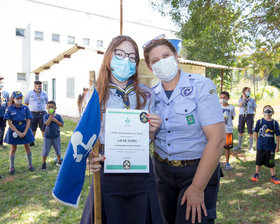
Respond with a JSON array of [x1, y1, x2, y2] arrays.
[[253, 118, 280, 151], [43, 113, 64, 139], [153, 71, 224, 161], [99, 84, 155, 144], [4, 104, 32, 131], [0, 90, 9, 117], [238, 97, 257, 115], [24, 90, 48, 112]]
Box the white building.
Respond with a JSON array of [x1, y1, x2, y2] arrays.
[[0, 0, 177, 117]]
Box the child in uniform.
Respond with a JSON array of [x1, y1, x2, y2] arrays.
[[220, 91, 236, 171], [41, 101, 64, 170], [251, 105, 280, 184], [4, 91, 35, 175]]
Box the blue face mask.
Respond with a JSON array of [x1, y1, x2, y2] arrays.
[[110, 56, 136, 82], [246, 91, 251, 97]]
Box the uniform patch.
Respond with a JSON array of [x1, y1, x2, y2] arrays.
[[140, 112, 148, 123], [209, 89, 216, 94], [186, 115, 195, 125], [181, 87, 193, 97], [123, 160, 131, 169]]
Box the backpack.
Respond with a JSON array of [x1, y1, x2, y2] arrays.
[[259, 118, 277, 131]]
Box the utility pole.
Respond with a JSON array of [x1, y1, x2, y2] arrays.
[[120, 0, 123, 35]]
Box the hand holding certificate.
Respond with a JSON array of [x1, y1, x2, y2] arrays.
[[104, 108, 149, 173]]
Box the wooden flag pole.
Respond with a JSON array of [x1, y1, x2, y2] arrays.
[[93, 141, 102, 224]]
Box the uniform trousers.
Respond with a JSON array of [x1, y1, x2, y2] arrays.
[[153, 157, 221, 224]]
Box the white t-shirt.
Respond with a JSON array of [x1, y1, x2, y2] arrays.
[[221, 104, 236, 133]]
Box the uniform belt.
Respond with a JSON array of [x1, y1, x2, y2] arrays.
[[31, 111, 45, 114], [154, 152, 200, 167], [13, 121, 26, 125]]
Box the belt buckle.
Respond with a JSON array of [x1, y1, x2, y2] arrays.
[[172, 160, 181, 167], [19, 122, 22, 125]]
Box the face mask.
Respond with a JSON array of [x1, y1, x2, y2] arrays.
[[0, 84, 4, 88], [14, 99, 22, 105], [246, 91, 250, 97], [35, 87, 42, 92], [220, 99, 228, 104], [49, 108, 54, 114], [110, 56, 136, 82], [151, 56, 178, 82], [264, 108, 273, 115]]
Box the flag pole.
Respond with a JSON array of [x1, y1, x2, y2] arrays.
[[93, 140, 102, 224]]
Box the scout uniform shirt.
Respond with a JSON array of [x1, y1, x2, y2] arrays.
[[153, 71, 224, 161], [0, 90, 9, 117], [238, 97, 257, 115], [24, 90, 48, 112]]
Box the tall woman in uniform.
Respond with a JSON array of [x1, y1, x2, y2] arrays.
[[80, 35, 162, 224], [143, 36, 225, 224], [4, 91, 35, 175]]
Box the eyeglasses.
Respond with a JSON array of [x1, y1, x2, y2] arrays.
[[142, 34, 166, 49], [114, 49, 138, 63]]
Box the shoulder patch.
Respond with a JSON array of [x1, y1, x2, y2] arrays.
[[209, 89, 217, 94]]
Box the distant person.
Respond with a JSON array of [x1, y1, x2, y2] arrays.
[[234, 87, 257, 152], [4, 91, 35, 175], [251, 105, 280, 184], [220, 91, 236, 171], [24, 81, 48, 146], [0, 76, 9, 148], [41, 101, 64, 170], [77, 87, 88, 119]]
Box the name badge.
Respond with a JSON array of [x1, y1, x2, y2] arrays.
[[181, 87, 193, 97]]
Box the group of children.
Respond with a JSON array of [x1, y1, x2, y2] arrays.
[[220, 91, 280, 184], [2, 91, 63, 176]]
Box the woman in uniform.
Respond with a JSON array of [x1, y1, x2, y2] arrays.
[[80, 35, 162, 224], [142, 36, 225, 224], [4, 91, 35, 175]]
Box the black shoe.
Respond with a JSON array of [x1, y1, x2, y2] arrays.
[[9, 168, 15, 175], [41, 163, 47, 170], [30, 142, 35, 147], [28, 165, 35, 171], [56, 159, 63, 167]]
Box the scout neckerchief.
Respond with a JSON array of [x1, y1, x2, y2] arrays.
[[244, 97, 250, 116], [109, 79, 134, 109]]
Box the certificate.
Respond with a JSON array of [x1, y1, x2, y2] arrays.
[[104, 108, 149, 173]]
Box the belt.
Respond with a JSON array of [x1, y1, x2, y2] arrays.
[[31, 111, 45, 114], [13, 121, 26, 125], [154, 152, 200, 167]]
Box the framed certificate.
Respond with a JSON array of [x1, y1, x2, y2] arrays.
[[104, 108, 149, 173]]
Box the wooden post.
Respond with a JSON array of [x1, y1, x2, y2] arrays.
[[89, 71, 96, 89], [120, 0, 123, 35], [221, 69, 224, 93], [93, 141, 102, 224]]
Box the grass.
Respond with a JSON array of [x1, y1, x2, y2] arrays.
[[1, 97, 280, 224]]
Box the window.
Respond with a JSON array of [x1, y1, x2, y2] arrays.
[[35, 74, 39, 81], [67, 36, 75, 44], [83, 38, 90, 45], [17, 73, 26, 80], [52, 33, 60, 42], [16, 28, 25, 37], [43, 81, 48, 94], [97, 40, 103, 47], [35, 31, 44, 40], [66, 77, 75, 98]]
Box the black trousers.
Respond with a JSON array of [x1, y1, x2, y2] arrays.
[[153, 157, 221, 224], [0, 117, 6, 145]]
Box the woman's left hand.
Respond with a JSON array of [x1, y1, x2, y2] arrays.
[[181, 184, 207, 224], [148, 113, 162, 134]]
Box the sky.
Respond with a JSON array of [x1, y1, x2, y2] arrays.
[[34, 0, 178, 31]]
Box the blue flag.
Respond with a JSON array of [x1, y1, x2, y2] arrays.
[[52, 89, 100, 208]]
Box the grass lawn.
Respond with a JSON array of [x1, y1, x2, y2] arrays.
[[1, 98, 280, 224]]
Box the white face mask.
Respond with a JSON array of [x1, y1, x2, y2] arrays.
[[14, 99, 22, 105], [151, 56, 178, 82]]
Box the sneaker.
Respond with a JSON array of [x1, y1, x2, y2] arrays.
[[251, 173, 259, 181], [249, 148, 254, 153], [41, 163, 47, 170], [56, 159, 63, 167], [30, 142, 35, 147], [225, 163, 232, 171], [28, 165, 35, 172], [9, 167, 15, 175], [233, 146, 241, 151], [270, 176, 280, 184]]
